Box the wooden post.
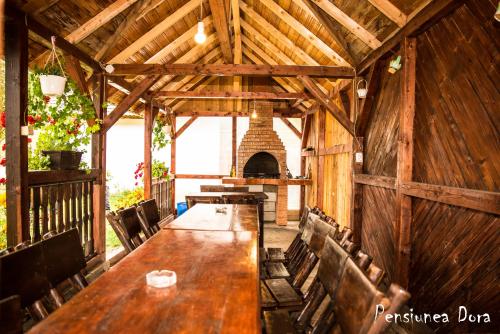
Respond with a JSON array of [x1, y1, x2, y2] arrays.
[[395, 37, 417, 288], [144, 101, 153, 199], [5, 11, 29, 246], [232, 116, 237, 169], [316, 107, 326, 209], [170, 116, 176, 214], [91, 73, 107, 258], [351, 136, 364, 244], [299, 116, 306, 215]]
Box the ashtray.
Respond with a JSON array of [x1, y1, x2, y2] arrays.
[[146, 270, 177, 288], [215, 206, 228, 214]]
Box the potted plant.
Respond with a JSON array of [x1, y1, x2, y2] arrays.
[[134, 160, 169, 186], [28, 67, 100, 171], [39, 36, 67, 96]]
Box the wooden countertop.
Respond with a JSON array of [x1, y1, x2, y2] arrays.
[[29, 230, 260, 334], [165, 204, 259, 232], [222, 177, 312, 186], [185, 191, 269, 200]]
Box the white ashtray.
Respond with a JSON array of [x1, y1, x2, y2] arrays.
[[146, 270, 177, 288], [215, 206, 228, 214]]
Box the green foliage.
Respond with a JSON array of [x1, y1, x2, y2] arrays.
[[152, 160, 169, 179], [106, 224, 122, 249], [152, 118, 170, 151], [40, 62, 65, 76], [109, 187, 144, 212]]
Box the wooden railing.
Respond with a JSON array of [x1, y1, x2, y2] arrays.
[[151, 178, 172, 219], [27, 170, 100, 259]]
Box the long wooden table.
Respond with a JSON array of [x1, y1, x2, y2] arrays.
[[29, 229, 260, 333], [184, 192, 267, 246], [165, 204, 259, 232]]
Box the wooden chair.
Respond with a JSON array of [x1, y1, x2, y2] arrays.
[[265, 206, 311, 264], [200, 185, 249, 192], [41, 228, 88, 306], [0, 242, 51, 321], [137, 199, 162, 238], [262, 217, 338, 311], [0, 295, 23, 334], [106, 207, 144, 253]]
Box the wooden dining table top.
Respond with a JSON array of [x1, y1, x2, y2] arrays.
[[29, 229, 260, 334], [165, 204, 259, 232], [185, 191, 268, 200]]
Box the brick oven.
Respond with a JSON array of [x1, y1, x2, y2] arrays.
[[236, 101, 288, 225]]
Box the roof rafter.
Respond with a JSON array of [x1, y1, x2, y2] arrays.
[[298, 0, 356, 65], [208, 0, 233, 63], [368, 0, 407, 27], [95, 0, 149, 61], [254, 0, 350, 66], [311, 0, 382, 49], [109, 0, 201, 63]]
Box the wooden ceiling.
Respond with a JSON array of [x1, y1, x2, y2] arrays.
[[12, 0, 431, 113]]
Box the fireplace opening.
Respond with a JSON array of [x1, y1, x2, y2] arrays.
[[243, 152, 280, 179]]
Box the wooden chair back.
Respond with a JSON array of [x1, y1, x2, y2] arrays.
[[107, 207, 144, 253], [41, 228, 88, 291], [0, 295, 23, 334], [200, 185, 249, 192], [332, 258, 394, 334], [0, 242, 51, 320], [137, 199, 161, 237]]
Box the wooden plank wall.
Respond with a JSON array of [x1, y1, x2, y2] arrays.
[[356, 1, 499, 332], [408, 2, 499, 331]]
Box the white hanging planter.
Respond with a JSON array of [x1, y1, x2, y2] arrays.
[[356, 79, 368, 99], [39, 75, 67, 97]]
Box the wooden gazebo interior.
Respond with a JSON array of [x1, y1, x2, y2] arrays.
[[2, 0, 499, 333]]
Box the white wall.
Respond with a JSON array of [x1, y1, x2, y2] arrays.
[[106, 116, 302, 211]]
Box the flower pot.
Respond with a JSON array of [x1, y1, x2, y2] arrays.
[[42, 150, 83, 170], [39, 75, 67, 96]]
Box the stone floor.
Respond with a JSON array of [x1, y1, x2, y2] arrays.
[[263, 220, 299, 249]]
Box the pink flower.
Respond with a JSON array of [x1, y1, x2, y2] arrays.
[[0, 158, 6, 166], [135, 182, 138, 186], [0, 177, 6, 184]]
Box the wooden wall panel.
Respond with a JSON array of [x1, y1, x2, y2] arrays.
[[361, 185, 397, 283], [406, 2, 500, 332], [410, 199, 499, 333], [363, 57, 400, 177]]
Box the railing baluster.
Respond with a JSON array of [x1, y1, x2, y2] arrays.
[[41, 186, 49, 236], [57, 184, 64, 232], [88, 181, 95, 256], [32, 187, 41, 242], [49, 185, 57, 232], [82, 181, 90, 257], [76, 182, 83, 244]]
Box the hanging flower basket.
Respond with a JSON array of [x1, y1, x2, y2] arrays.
[[39, 75, 67, 96], [40, 36, 67, 97]]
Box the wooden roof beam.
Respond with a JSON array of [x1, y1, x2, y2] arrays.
[[231, 0, 242, 63], [280, 117, 302, 138], [240, 19, 334, 92], [103, 76, 161, 131], [108, 63, 355, 78], [297, 0, 356, 65], [174, 116, 198, 139], [208, 0, 233, 63], [109, 0, 201, 63], [145, 16, 213, 64], [298, 75, 355, 135], [368, 0, 407, 27], [311, 0, 382, 49], [155, 91, 312, 99], [357, 0, 463, 73], [173, 109, 303, 118], [95, 0, 149, 61], [254, 0, 350, 66]]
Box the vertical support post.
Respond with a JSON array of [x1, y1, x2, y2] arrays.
[[395, 37, 417, 288], [299, 116, 306, 215], [231, 116, 237, 170], [92, 73, 106, 258], [144, 101, 153, 199], [316, 107, 326, 209], [170, 116, 176, 214], [5, 12, 29, 246], [351, 136, 364, 244]]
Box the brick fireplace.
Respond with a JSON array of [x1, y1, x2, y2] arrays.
[[236, 101, 288, 225]]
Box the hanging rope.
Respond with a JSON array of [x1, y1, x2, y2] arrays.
[[43, 36, 66, 77]]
